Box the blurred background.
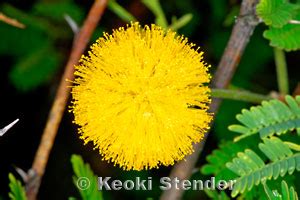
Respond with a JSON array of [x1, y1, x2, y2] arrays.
[[0, 0, 299, 199]]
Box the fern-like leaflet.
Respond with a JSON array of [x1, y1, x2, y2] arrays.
[[226, 137, 300, 197], [263, 180, 299, 200], [229, 95, 300, 142]]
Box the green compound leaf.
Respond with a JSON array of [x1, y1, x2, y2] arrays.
[[201, 141, 245, 181], [229, 95, 300, 141], [8, 173, 27, 200], [263, 180, 299, 200], [226, 137, 300, 197], [256, 0, 299, 28], [71, 155, 103, 200], [202, 139, 273, 200], [264, 23, 300, 51]]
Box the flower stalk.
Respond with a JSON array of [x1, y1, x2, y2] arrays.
[[274, 48, 289, 95], [211, 88, 272, 104]]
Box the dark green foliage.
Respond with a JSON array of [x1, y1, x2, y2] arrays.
[[201, 141, 245, 182], [0, 5, 52, 56], [8, 173, 27, 200], [9, 47, 61, 91], [263, 180, 299, 200], [70, 155, 103, 200], [0, 2, 79, 91], [204, 189, 230, 200], [32, 1, 84, 23]]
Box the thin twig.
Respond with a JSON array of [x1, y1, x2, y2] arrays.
[[274, 48, 289, 95], [0, 12, 25, 28], [211, 88, 272, 104], [160, 0, 259, 199], [25, 1, 108, 199]]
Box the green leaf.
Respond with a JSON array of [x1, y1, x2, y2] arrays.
[[0, 5, 53, 57], [71, 155, 103, 200], [263, 181, 281, 200], [8, 173, 27, 200], [256, 0, 299, 28], [229, 95, 300, 141], [264, 24, 300, 51], [108, 0, 137, 23], [226, 137, 300, 197], [9, 47, 61, 92], [0, 23, 50, 57], [141, 0, 168, 28], [263, 180, 299, 200], [204, 189, 231, 200], [201, 140, 255, 182], [263, 12, 300, 51]]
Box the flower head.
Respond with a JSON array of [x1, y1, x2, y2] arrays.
[[71, 23, 212, 170]]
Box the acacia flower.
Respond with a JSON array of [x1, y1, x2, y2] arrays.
[[71, 23, 212, 170]]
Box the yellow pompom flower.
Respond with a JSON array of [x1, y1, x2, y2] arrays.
[[71, 23, 212, 171]]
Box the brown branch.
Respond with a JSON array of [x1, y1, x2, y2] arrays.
[[160, 0, 259, 199], [25, 0, 108, 199]]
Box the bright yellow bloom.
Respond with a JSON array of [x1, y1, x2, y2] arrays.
[[71, 23, 212, 171]]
